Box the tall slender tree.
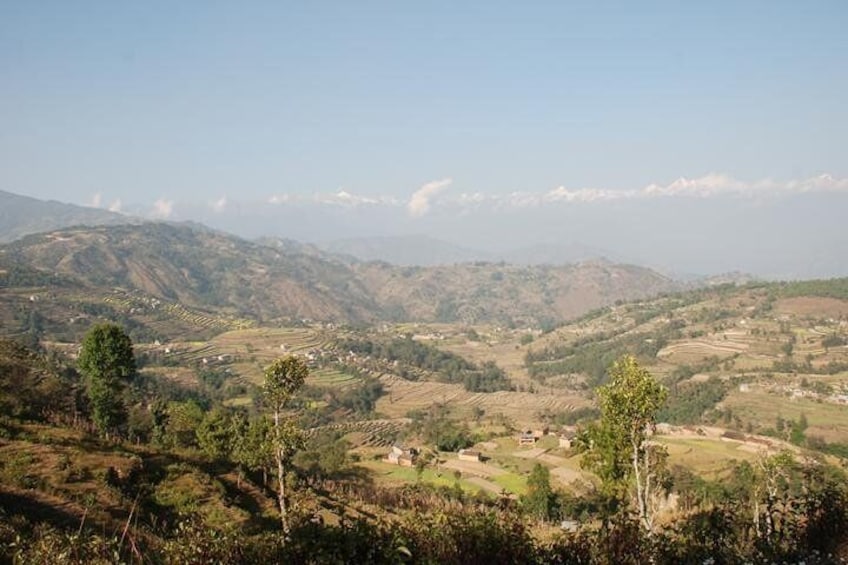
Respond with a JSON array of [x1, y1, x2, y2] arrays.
[[77, 323, 136, 438], [263, 355, 307, 534], [581, 355, 668, 533]]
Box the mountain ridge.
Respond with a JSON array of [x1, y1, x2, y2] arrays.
[[0, 190, 138, 243], [1, 222, 682, 329]]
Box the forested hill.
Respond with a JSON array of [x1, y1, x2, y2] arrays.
[[0, 223, 681, 327], [0, 223, 381, 324]]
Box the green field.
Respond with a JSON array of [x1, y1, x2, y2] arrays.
[[358, 460, 487, 494], [308, 368, 359, 388]]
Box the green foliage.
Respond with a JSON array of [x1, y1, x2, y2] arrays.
[[340, 336, 512, 392], [294, 431, 350, 479], [0, 339, 81, 422], [582, 356, 667, 488], [339, 336, 473, 381], [264, 356, 309, 410], [410, 409, 476, 451], [657, 377, 728, 425], [526, 330, 668, 387], [263, 355, 308, 532], [463, 361, 513, 392], [581, 356, 668, 532], [522, 463, 553, 521], [77, 323, 136, 436], [196, 409, 234, 461], [776, 277, 848, 300], [230, 414, 273, 475], [322, 366, 385, 415], [162, 400, 205, 448]]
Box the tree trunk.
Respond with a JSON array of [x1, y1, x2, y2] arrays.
[[632, 439, 651, 534], [274, 408, 289, 535]]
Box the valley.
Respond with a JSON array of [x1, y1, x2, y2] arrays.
[[2, 222, 848, 562]]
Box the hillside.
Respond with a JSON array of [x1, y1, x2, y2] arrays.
[[0, 223, 382, 326], [355, 259, 678, 327], [512, 279, 848, 449], [0, 190, 134, 243], [0, 223, 681, 332], [318, 234, 487, 266]]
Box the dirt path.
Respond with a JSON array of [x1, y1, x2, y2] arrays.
[[512, 447, 547, 459], [466, 476, 505, 495]]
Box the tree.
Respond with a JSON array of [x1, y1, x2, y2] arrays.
[[230, 413, 273, 488], [581, 355, 668, 534], [77, 323, 136, 438], [263, 356, 308, 534], [523, 463, 553, 521], [293, 432, 349, 482], [196, 408, 233, 461]]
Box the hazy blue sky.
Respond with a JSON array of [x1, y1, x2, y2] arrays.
[[2, 2, 847, 276]]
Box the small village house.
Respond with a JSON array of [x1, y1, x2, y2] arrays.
[[558, 429, 577, 449], [385, 444, 418, 467], [518, 430, 537, 446], [457, 448, 482, 462]]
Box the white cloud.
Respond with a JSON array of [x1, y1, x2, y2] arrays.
[[211, 196, 227, 213], [313, 189, 400, 207], [268, 194, 292, 205], [108, 199, 122, 213], [443, 173, 848, 212], [408, 178, 453, 217], [90, 193, 102, 208], [545, 186, 635, 203], [252, 172, 848, 217], [151, 198, 174, 219]]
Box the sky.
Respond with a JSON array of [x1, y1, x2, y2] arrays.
[[2, 2, 847, 277]]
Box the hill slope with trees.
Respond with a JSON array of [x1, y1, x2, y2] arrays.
[[0, 223, 681, 329]]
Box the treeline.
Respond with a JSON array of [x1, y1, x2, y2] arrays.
[[770, 358, 848, 375], [525, 329, 674, 387], [0, 261, 74, 288], [657, 376, 728, 425], [338, 336, 512, 392], [776, 277, 848, 301]]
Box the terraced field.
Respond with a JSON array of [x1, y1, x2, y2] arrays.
[[160, 327, 330, 385], [721, 385, 848, 443], [103, 291, 254, 335], [311, 419, 411, 448], [308, 368, 359, 389], [375, 373, 588, 426]]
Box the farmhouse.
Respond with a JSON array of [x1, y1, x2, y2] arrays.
[[561, 519, 579, 533], [518, 431, 538, 446], [457, 449, 482, 462], [558, 429, 577, 449], [385, 444, 418, 467]]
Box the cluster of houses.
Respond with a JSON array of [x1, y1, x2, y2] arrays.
[[383, 427, 578, 468], [384, 445, 418, 467], [518, 428, 577, 449]]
